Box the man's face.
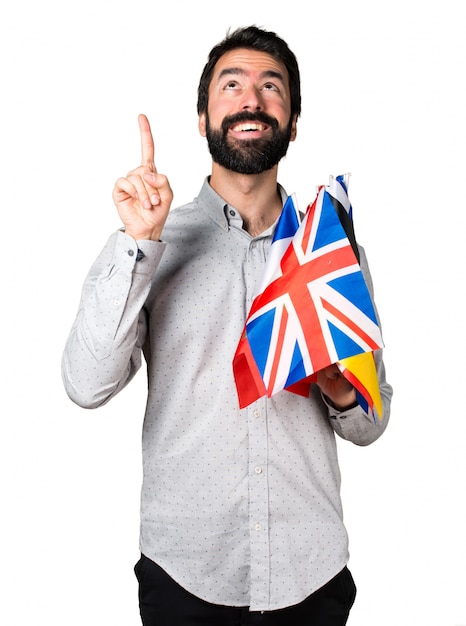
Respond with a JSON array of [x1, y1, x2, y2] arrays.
[[199, 48, 297, 174]]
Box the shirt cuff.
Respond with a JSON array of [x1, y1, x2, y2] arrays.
[[116, 230, 167, 275], [320, 392, 365, 420]]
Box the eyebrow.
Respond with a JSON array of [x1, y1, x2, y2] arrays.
[[216, 67, 286, 84]]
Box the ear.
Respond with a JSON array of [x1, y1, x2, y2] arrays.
[[198, 112, 207, 137], [289, 114, 298, 142]]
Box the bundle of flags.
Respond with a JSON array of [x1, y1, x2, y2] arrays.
[[232, 174, 384, 420]]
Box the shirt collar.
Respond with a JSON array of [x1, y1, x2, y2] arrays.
[[196, 176, 289, 234]]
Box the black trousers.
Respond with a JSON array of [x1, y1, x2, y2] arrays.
[[134, 554, 356, 626]]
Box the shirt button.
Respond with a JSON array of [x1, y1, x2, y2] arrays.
[[253, 410, 260, 418], [254, 523, 261, 531], [113, 299, 120, 308], [128, 249, 135, 257], [254, 466, 262, 474], [229, 209, 235, 217]]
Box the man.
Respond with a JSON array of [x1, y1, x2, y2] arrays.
[[62, 25, 392, 625]]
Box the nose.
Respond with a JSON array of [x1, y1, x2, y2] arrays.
[[240, 85, 263, 111]]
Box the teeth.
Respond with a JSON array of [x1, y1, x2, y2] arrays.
[[233, 123, 265, 132]]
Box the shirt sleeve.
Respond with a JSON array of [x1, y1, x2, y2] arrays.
[[61, 230, 166, 408], [322, 245, 393, 446]]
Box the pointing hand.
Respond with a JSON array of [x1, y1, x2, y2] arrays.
[[112, 114, 173, 241]]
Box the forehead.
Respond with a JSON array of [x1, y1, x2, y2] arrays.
[[211, 48, 289, 84]]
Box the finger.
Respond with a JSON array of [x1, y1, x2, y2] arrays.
[[113, 176, 138, 200], [113, 176, 153, 210], [127, 173, 154, 209], [143, 172, 161, 205], [138, 113, 156, 171], [125, 169, 163, 206], [144, 172, 173, 206], [323, 364, 340, 379]]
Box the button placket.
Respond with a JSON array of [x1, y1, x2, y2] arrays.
[[247, 398, 270, 607], [244, 233, 273, 608]]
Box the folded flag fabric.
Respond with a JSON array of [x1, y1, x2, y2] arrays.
[[232, 175, 384, 420]]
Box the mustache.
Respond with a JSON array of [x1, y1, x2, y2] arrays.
[[221, 111, 279, 134]]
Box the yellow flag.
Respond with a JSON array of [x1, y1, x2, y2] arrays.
[[338, 352, 383, 420]]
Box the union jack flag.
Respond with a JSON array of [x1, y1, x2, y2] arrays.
[[232, 176, 384, 419]]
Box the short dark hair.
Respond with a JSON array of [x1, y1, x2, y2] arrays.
[[197, 25, 301, 119]]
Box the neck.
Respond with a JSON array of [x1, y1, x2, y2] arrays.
[[209, 164, 283, 236]]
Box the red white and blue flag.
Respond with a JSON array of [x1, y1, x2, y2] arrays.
[[232, 175, 384, 419]]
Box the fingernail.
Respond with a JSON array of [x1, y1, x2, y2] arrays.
[[150, 194, 160, 205], [143, 199, 152, 209]]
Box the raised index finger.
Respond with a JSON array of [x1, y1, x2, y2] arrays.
[[138, 113, 156, 171]]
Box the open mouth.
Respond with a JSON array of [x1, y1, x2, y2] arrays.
[[231, 122, 268, 132]]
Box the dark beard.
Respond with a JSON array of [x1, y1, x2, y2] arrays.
[[205, 111, 293, 174]]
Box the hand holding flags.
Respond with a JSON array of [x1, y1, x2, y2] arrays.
[[232, 175, 384, 420]]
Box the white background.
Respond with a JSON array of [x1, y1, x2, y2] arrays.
[[1, 0, 465, 624]]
